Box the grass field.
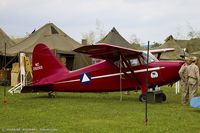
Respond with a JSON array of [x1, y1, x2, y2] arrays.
[[0, 86, 200, 133]]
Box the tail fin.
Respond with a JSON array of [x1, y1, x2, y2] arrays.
[[32, 43, 69, 85]]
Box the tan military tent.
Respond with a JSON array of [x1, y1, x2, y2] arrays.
[[189, 39, 200, 58], [98, 27, 137, 49], [0, 28, 17, 69], [6, 23, 81, 55], [159, 35, 184, 59], [164, 36, 200, 57], [6, 23, 91, 70], [0, 28, 15, 54], [185, 38, 200, 53], [175, 39, 189, 50]]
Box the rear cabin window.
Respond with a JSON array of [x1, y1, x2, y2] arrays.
[[114, 57, 140, 68], [129, 58, 139, 66]]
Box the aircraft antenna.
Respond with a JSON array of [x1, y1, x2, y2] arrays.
[[120, 54, 123, 101], [145, 41, 150, 125]]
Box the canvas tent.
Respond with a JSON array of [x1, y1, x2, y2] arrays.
[[164, 36, 200, 57], [189, 39, 200, 58], [185, 38, 200, 54], [0, 28, 17, 69], [167, 36, 200, 54], [190, 51, 200, 57], [175, 39, 189, 50], [6, 23, 81, 55], [98, 27, 138, 49], [158, 35, 185, 59], [0, 28, 16, 54], [6, 23, 91, 70]]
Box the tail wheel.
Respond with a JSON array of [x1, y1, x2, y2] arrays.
[[48, 91, 56, 98], [160, 93, 166, 101], [139, 94, 147, 102]]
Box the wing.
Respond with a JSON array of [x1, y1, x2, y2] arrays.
[[75, 43, 143, 89], [74, 43, 143, 61]]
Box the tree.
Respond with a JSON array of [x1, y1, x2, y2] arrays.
[[174, 23, 200, 40], [82, 19, 106, 44], [150, 42, 162, 48], [82, 31, 96, 44], [129, 34, 141, 45], [187, 25, 200, 39], [95, 19, 106, 41]]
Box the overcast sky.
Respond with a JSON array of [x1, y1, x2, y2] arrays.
[[0, 0, 200, 44]]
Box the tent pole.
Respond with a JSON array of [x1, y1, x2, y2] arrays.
[[3, 42, 7, 104]]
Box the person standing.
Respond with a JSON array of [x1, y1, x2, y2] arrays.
[[179, 57, 191, 105], [187, 56, 200, 100]]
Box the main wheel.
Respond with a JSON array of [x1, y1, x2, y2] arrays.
[[139, 94, 147, 102]]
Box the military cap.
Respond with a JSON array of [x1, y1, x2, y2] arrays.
[[190, 56, 197, 62]]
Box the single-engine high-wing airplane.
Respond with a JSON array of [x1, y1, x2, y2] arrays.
[[21, 43, 184, 101]]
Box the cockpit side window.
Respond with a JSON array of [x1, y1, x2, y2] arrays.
[[129, 58, 139, 66], [113, 52, 158, 67], [141, 52, 158, 64], [114, 57, 140, 68]]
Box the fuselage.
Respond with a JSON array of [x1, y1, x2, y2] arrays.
[[51, 59, 183, 92], [26, 43, 184, 94]]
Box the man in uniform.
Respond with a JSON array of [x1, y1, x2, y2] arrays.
[[187, 56, 200, 100], [179, 57, 191, 105]]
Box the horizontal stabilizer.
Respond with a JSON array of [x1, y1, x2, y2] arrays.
[[149, 48, 175, 54], [149, 48, 175, 59]]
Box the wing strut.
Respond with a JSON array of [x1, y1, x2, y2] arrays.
[[111, 52, 141, 85], [110, 52, 142, 101], [120, 53, 141, 85]]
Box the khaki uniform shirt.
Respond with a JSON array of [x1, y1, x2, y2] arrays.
[[179, 63, 188, 82], [187, 63, 200, 85]]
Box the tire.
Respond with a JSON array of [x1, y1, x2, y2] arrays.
[[161, 93, 166, 101], [48, 91, 56, 98], [139, 94, 147, 102]]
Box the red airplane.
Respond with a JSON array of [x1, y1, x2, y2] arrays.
[[21, 43, 184, 101]]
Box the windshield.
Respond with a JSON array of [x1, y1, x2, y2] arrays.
[[142, 51, 158, 64], [113, 52, 158, 67]]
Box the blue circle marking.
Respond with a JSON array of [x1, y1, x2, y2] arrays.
[[80, 72, 91, 85]]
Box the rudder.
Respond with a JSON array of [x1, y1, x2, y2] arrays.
[[32, 43, 69, 85]]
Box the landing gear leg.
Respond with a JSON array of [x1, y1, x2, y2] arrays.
[[48, 91, 56, 98]]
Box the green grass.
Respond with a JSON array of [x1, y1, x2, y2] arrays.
[[0, 86, 200, 133]]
